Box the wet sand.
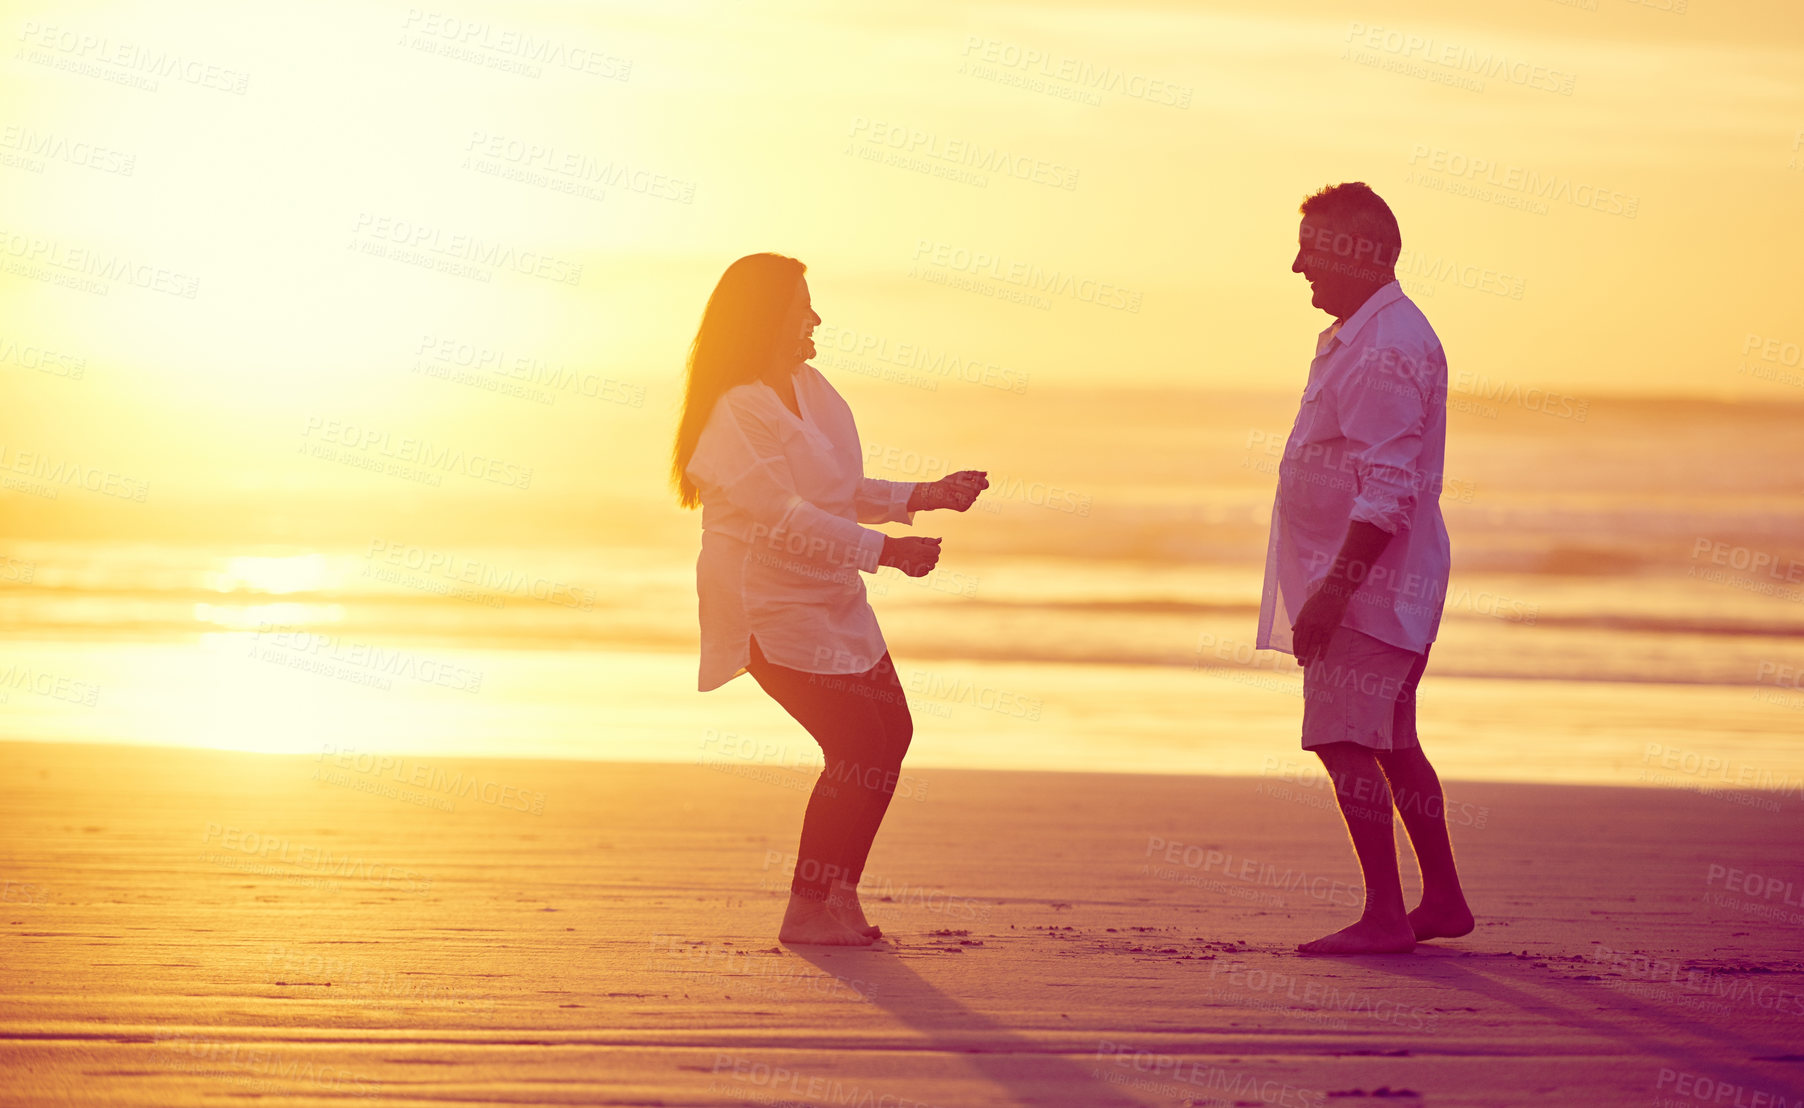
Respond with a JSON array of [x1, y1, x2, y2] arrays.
[[2, 740, 1801, 1106]]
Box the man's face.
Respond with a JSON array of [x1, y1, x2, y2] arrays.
[[1292, 214, 1386, 319]]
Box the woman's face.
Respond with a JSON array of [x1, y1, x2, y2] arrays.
[[770, 275, 821, 375]]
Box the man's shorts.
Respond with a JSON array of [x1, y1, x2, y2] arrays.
[[1301, 627, 1430, 752]]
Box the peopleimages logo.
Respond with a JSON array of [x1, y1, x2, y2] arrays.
[[1343, 23, 1576, 95], [15, 20, 251, 94], [904, 669, 1043, 721], [848, 116, 1080, 191], [400, 8, 632, 80], [813, 322, 1031, 394], [316, 745, 546, 815], [911, 239, 1142, 313], [1408, 144, 1638, 218], [958, 36, 1193, 109], [0, 442, 150, 502], [0, 334, 88, 379], [364, 538, 595, 610], [349, 212, 582, 286], [863, 443, 1090, 516], [0, 228, 200, 298], [1094, 1042, 1327, 1106], [300, 416, 534, 490], [1654, 1067, 1796, 1107]]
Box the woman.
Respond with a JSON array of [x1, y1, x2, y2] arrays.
[[672, 252, 987, 946]]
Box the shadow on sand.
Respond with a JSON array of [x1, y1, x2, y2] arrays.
[[1353, 947, 1804, 1100], [792, 943, 1163, 1108]]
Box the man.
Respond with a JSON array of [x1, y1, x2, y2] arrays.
[[1258, 181, 1474, 955]]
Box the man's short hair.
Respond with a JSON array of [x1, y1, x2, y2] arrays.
[[1299, 182, 1402, 271]]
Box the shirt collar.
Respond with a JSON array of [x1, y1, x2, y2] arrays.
[[1317, 280, 1405, 353]]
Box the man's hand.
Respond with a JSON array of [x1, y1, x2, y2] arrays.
[[1291, 587, 1348, 667], [908, 470, 989, 512], [1290, 519, 1394, 666], [881, 535, 942, 577]]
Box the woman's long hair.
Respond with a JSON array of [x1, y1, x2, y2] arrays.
[[671, 252, 806, 509]]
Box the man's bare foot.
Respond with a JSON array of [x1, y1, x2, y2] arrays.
[[1297, 914, 1417, 955], [1408, 897, 1474, 941], [827, 880, 880, 938], [779, 893, 876, 946]]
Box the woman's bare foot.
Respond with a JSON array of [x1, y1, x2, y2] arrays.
[[827, 880, 880, 938], [779, 893, 876, 946], [1297, 913, 1417, 955], [1408, 896, 1474, 941]]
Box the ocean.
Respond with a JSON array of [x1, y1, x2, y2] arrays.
[[3, 381, 1801, 797]]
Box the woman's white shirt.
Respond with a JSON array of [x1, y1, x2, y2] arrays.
[[685, 365, 917, 691]]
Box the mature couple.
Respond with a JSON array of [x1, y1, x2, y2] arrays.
[[671, 181, 1473, 955]]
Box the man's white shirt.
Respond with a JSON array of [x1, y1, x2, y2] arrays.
[[1257, 280, 1452, 656]]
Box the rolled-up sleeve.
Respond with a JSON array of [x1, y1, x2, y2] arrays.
[[854, 478, 917, 525], [687, 395, 887, 573], [1339, 346, 1430, 535]]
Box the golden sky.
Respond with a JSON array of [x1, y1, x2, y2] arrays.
[[4, 0, 1802, 525]]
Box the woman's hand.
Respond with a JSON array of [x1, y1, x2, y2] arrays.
[[907, 470, 989, 512], [880, 535, 942, 577]]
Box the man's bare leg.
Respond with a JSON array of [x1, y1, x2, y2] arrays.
[[1376, 746, 1474, 941], [1299, 742, 1416, 955]]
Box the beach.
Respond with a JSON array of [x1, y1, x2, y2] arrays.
[[7, 0, 1803, 1101], [4, 739, 1800, 1107]]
